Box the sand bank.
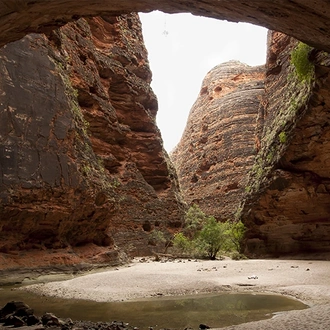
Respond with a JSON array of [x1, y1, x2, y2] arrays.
[[25, 258, 330, 329]]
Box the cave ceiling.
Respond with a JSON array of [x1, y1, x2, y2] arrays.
[[0, 1, 330, 51]]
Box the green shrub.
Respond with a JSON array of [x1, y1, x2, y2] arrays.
[[197, 217, 230, 259], [183, 203, 208, 238], [278, 131, 287, 143], [173, 205, 246, 259], [149, 229, 174, 254], [173, 232, 191, 252], [149, 230, 166, 244], [226, 220, 246, 253], [291, 42, 314, 82], [231, 252, 247, 260]]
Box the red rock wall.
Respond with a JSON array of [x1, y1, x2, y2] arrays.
[[171, 61, 265, 220], [172, 31, 330, 257], [0, 14, 185, 270], [241, 31, 330, 256]]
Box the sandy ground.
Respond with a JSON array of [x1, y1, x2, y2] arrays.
[[25, 258, 330, 329]]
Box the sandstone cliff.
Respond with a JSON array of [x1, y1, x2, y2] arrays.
[[240, 31, 330, 256], [171, 61, 265, 220], [1, 1, 330, 269], [0, 14, 184, 271], [172, 30, 330, 257]]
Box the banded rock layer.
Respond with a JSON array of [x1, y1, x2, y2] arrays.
[[173, 31, 330, 257], [171, 61, 265, 220], [0, 14, 184, 271]]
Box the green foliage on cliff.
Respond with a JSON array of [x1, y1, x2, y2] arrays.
[[278, 131, 287, 143], [291, 42, 314, 82], [172, 205, 245, 259], [51, 56, 120, 195], [237, 39, 315, 223]]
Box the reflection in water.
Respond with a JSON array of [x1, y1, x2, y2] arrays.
[[0, 288, 307, 329]]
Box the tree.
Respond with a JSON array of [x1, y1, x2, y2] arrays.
[[172, 205, 246, 259], [172, 232, 191, 253], [226, 221, 245, 253], [198, 217, 230, 259], [148, 229, 172, 254], [183, 203, 207, 239]]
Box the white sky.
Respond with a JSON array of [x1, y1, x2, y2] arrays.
[[139, 11, 268, 152]]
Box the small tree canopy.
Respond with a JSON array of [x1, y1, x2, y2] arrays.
[[172, 205, 246, 259], [183, 203, 207, 238], [226, 220, 245, 253], [198, 217, 230, 259]]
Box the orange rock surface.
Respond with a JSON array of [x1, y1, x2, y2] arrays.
[[172, 61, 265, 220], [0, 15, 184, 271]]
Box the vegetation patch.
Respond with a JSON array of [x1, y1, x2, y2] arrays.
[[278, 131, 287, 143], [291, 42, 314, 83], [237, 40, 315, 222], [171, 204, 246, 260]]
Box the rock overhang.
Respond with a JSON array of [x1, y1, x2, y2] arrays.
[[0, 1, 330, 52]]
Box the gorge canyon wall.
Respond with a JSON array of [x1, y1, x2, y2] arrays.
[[241, 31, 330, 256], [0, 14, 185, 272], [171, 61, 265, 221], [173, 29, 330, 257], [1, 1, 330, 272]]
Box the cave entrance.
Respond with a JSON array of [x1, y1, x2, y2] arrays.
[[139, 11, 268, 152]]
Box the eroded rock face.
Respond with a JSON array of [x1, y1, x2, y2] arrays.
[[1, 1, 330, 53], [173, 30, 330, 257], [241, 31, 330, 256], [171, 61, 265, 220], [1, 2, 330, 265], [0, 14, 184, 269]]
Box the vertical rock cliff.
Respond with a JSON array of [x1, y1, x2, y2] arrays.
[[0, 14, 184, 270], [241, 31, 330, 256], [172, 30, 330, 257], [171, 61, 265, 220]]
